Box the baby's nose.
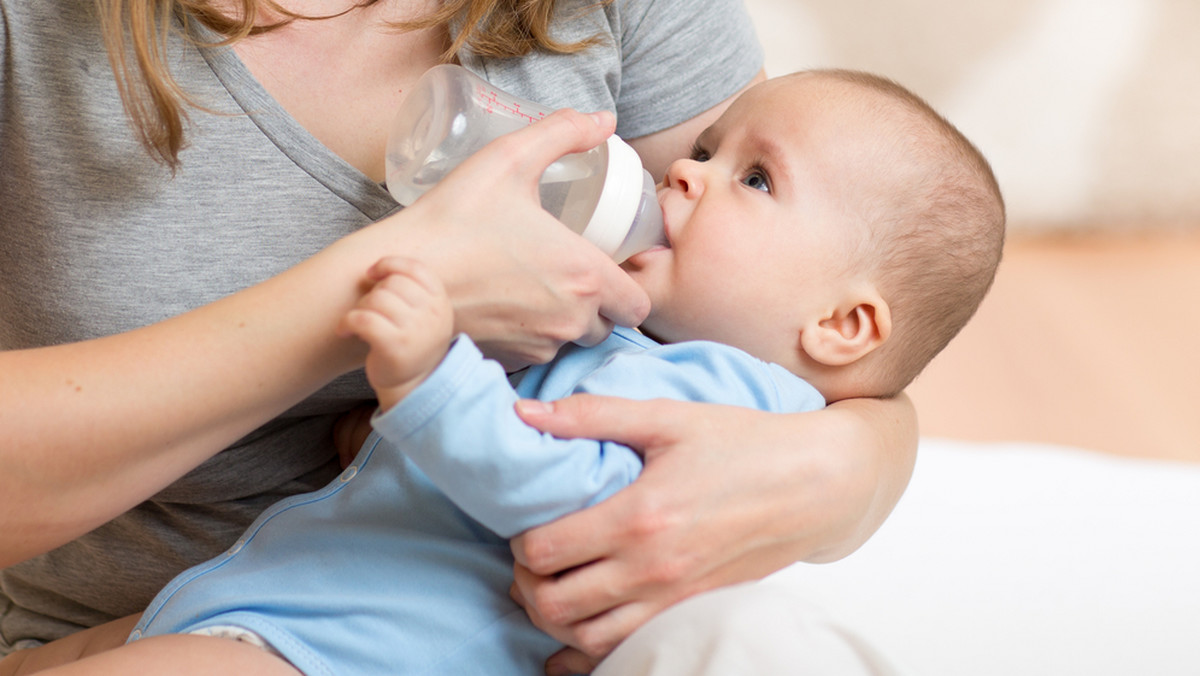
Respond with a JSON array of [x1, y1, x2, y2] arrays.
[[664, 158, 705, 195]]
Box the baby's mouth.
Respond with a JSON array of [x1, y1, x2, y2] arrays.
[[655, 190, 674, 249]]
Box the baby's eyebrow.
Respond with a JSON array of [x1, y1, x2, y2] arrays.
[[743, 132, 795, 185], [751, 135, 787, 162], [693, 126, 717, 148]]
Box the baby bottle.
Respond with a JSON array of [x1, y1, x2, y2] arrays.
[[385, 64, 664, 263]]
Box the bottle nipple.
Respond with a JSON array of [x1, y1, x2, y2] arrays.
[[611, 171, 666, 263], [579, 137, 665, 263]]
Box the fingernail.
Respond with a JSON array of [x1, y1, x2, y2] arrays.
[[515, 399, 554, 417], [589, 111, 613, 127]]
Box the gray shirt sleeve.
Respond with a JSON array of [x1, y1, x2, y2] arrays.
[[611, 0, 765, 137]]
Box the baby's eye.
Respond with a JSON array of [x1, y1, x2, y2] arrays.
[[741, 170, 770, 193], [689, 143, 711, 162]]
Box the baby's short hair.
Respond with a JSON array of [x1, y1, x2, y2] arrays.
[[809, 70, 1006, 397]]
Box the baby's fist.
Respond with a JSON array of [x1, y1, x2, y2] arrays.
[[339, 257, 454, 410]]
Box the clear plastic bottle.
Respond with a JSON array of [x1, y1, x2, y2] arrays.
[[385, 64, 664, 263]]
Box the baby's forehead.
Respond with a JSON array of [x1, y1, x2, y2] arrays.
[[730, 74, 909, 139], [746, 76, 917, 150], [757, 71, 871, 101]]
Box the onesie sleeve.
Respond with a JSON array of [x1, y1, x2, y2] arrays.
[[371, 337, 643, 538], [371, 335, 823, 539]]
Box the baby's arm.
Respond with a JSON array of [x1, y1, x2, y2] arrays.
[[0, 615, 139, 675], [331, 254, 638, 538], [336, 256, 455, 411], [371, 340, 643, 538], [372, 340, 820, 539]]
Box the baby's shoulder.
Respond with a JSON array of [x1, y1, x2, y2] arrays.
[[587, 334, 826, 413]]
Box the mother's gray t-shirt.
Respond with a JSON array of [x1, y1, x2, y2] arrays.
[[0, 0, 763, 651]]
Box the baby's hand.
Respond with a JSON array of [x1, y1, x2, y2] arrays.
[[338, 257, 454, 411]]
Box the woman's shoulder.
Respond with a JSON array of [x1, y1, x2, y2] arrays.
[[460, 0, 762, 140], [0, 0, 94, 42]]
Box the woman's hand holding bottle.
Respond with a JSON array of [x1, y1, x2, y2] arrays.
[[368, 108, 650, 370]]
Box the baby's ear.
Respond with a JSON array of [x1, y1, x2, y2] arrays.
[[799, 290, 891, 367]]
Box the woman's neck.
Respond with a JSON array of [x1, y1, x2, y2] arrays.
[[230, 0, 449, 181]]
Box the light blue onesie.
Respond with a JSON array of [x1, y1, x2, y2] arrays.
[[130, 327, 824, 675]]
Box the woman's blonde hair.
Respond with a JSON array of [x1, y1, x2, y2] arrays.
[[96, 0, 602, 170]]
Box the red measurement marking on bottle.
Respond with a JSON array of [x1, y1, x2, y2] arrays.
[[475, 84, 547, 125]]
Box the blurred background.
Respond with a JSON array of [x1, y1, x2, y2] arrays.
[[744, 0, 1200, 461]]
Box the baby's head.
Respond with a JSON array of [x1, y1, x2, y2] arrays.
[[622, 69, 1005, 402]]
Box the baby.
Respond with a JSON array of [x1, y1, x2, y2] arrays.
[[39, 69, 1005, 675]]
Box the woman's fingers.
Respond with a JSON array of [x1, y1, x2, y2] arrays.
[[515, 395, 685, 460], [468, 109, 617, 185], [509, 473, 713, 651], [512, 559, 678, 661], [592, 265, 650, 334], [388, 110, 646, 368], [510, 484, 622, 574], [459, 110, 650, 336], [511, 559, 623, 631]]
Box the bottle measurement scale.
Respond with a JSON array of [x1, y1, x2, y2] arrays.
[[475, 86, 545, 124], [386, 65, 664, 262]]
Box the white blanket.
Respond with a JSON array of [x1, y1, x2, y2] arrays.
[[769, 439, 1200, 675]]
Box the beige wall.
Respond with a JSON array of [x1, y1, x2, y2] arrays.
[[741, 2, 1200, 460], [745, 0, 1200, 232]]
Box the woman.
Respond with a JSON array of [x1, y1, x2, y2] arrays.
[[0, 0, 916, 672]]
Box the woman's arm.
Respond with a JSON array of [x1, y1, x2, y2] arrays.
[[509, 394, 918, 662], [0, 240, 371, 568], [0, 109, 648, 568]]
